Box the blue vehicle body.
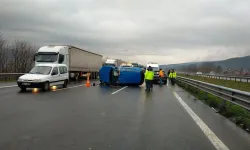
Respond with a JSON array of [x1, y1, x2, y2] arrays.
[[99, 66, 144, 85]]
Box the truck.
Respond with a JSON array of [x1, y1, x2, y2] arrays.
[[103, 59, 123, 67], [34, 45, 102, 80]]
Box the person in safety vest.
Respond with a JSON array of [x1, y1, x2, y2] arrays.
[[145, 66, 154, 91], [168, 69, 177, 85], [159, 68, 164, 86]]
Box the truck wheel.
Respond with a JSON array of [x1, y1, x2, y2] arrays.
[[43, 82, 50, 91], [75, 73, 79, 81], [94, 72, 97, 79], [63, 80, 68, 88]]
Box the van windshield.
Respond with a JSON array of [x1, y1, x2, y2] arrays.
[[152, 67, 159, 71], [35, 53, 58, 62], [29, 66, 52, 75]]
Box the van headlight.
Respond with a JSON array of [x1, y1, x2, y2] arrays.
[[18, 78, 23, 81]]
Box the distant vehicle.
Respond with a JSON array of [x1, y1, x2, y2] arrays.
[[146, 62, 167, 84], [209, 71, 215, 75], [104, 59, 123, 67], [34, 45, 102, 80], [99, 66, 144, 86], [138, 64, 145, 72], [104, 59, 118, 67], [131, 63, 139, 67], [17, 64, 69, 91], [120, 63, 133, 67], [196, 72, 202, 75]]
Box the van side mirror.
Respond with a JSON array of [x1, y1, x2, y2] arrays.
[[58, 54, 64, 64]]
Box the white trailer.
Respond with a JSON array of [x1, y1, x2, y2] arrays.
[[34, 45, 102, 80]]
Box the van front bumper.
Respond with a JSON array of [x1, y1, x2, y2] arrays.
[[17, 81, 45, 88]]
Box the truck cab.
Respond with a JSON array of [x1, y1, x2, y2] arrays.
[[34, 45, 69, 67], [104, 59, 117, 67]]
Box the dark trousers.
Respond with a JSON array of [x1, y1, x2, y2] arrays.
[[171, 78, 176, 85], [159, 77, 163, 86], [146, 80, 153, 91]]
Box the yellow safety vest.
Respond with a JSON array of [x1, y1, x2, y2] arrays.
[[145, 70, 154, 80], [169, 72, 177, 78]]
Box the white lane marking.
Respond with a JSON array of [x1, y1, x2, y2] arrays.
[[173, 91, 229, 150], [111, 86, 128, 95], [0, 85, 18, 89]]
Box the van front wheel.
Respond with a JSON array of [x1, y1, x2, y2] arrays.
[[43, 82, 50, 91], [20, 86, 26, 91]]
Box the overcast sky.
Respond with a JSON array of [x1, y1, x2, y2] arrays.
[[1, 0, 250, 65]]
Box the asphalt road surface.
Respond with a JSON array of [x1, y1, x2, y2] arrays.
[[0, 81, 250, 150]]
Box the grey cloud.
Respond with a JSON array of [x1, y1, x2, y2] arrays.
[[1, 0, 250, 64]]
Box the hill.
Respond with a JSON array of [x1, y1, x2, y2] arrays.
[[160, 55, 250, 71]]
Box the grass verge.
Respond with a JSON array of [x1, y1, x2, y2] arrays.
[[179, 74, 250, 92], [0, 80, 16, 83], [177, 80, 250, 133]]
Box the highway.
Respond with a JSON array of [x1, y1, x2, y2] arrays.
[[0, 81, 250, 150]]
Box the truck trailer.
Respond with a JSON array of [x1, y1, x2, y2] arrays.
[[34, 45, 102, 80]]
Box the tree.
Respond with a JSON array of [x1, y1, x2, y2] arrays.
[[216, 65, 222, 74], [240, 68, 244, 75], [0, 33, 36, 73]]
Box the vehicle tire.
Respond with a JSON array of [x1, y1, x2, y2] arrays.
[[43, 82, 50, 91], [63, 80, 68, 88], [20, 86, 26, 91], [75, 73, 79, 81]]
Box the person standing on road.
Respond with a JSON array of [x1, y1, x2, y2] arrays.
[[159, 68, 164, 87], [167, 70, 171, 77], [169, 69, 177, 85], [145, 66, 154, 91]]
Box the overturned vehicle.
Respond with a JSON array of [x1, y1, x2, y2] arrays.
[[99, 66, 144, 86]]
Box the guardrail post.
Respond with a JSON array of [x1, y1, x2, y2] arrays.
[[231, 92, 235, 102]]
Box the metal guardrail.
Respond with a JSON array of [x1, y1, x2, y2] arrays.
[[177, 76, 250, 111], [199, 74, 250, 83], [178, 72, 250, 83], [0, 73, 25, 81]]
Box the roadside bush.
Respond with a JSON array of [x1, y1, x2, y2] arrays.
[[177, 81, 250, 133]]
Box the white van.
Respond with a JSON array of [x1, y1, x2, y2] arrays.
[[17, 64, 69, 91], [146, 62, 160, 82]]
